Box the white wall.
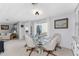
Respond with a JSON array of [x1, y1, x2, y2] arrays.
[[18, 21, 32, 40], [50, 13, 76, 49], [18, 22, 25, 40]]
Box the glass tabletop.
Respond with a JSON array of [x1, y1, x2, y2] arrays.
[[32, 35, 51, 54]]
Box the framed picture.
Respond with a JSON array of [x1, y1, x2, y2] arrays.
[[54, 18, 68, 29], [1, 25, 9, 30]]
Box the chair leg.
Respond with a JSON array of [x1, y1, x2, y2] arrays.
[[47, 51, 50, 56], [29, 48, 34, 56], [47, 51, 56, 56], [43, 49, 50, 56], [44, 50, 56, 56], [26, 48, 35, 56]]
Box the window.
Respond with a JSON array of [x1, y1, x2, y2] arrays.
[[34, 22, 48, 36]]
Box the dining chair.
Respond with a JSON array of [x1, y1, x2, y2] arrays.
[[43, 33, 61, 56], [25, 35, 36, 56]]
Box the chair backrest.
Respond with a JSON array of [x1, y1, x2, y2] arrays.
[[43, 33, 61, 50], [52, 33, 61, 45], [25, 35, 35, 48]]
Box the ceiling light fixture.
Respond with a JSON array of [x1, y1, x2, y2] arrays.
[[32, 9, 42, 16], [32, 3, 43, 16], [35, 11, 39, 15]]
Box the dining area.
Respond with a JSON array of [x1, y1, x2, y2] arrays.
[[24, 32, 74, 56], [0, 35, 73, 56], [23, 19, 73, 56], [25, 30, 62, 56]]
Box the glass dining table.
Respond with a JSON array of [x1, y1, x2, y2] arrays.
[[32, 35, 50, 55]]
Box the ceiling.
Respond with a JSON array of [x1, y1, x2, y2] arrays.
[[0, 3, 78, 23]]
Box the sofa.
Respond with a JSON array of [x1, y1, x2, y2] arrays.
[[0, 40, 28, 56]]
